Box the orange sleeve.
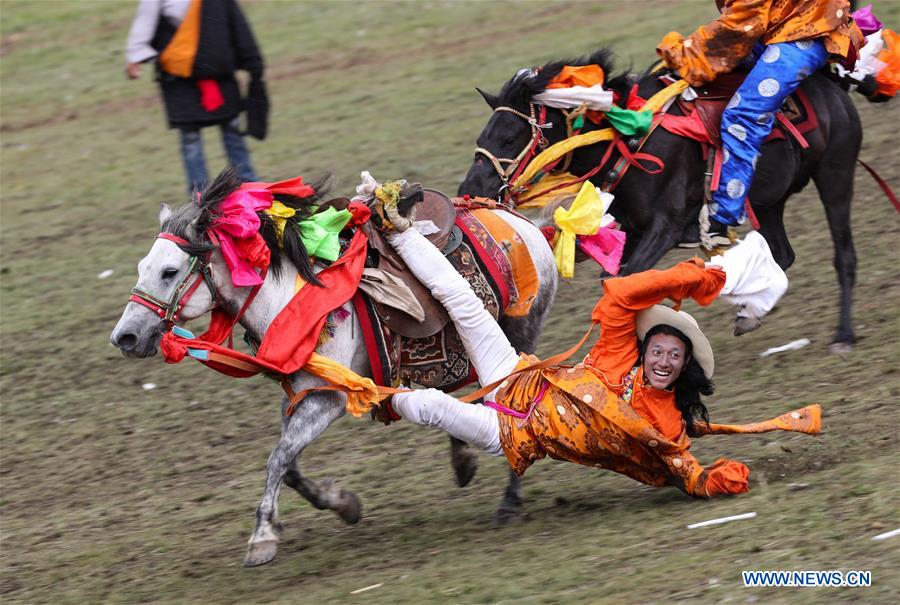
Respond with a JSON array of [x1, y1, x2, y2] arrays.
[[586, 259, 725, 387], [657, 0, 771, 86], [696, 458, 751, 497], [663, 444, 750, 498]]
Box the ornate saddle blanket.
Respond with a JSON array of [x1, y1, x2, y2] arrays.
[[354, 204, 541, 391], [658, 71, 819, 148]]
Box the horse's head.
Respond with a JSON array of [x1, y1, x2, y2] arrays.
[[110, 201, 218, 357], [111, 170, 330, 358], [458, 49, 625, 200]]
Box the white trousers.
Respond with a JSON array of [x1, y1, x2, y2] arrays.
[[387, 228, 518, 456]]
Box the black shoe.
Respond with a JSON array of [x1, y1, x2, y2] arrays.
[[709, 217, 729, 234], [702, 218, 733, 248]]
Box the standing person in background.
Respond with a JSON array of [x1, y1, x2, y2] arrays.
[[657, 1, 863, 247], [125, 0, 268, 192]]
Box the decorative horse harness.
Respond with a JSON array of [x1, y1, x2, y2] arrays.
[[474, 103, 552, 195], [475, 95, 667, 206], [128, 230, 265, 328], [128, 233, 217, 324]]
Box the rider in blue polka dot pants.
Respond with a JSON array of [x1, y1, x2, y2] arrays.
[[708, 39, 830, 239]]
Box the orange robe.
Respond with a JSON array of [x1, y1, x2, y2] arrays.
[[495, 259, 821, 498], [657, 0, 864, 87]]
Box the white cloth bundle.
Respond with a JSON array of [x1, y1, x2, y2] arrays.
[[532, 85, 615, 112]]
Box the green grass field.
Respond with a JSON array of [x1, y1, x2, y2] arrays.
[[2, 1, 899, 603]]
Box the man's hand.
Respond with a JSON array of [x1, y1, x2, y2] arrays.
[[126, 62, 142, 79]]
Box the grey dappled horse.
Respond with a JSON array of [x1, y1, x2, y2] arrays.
[[459, 49, 863, 352], [110, 172, 557, 566]]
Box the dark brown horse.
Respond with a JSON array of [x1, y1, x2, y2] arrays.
[[459, 49, 861, 352]]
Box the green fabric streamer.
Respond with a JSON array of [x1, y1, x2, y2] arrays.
[[605, 105, 652, 136], [297, 206, 352, 261]]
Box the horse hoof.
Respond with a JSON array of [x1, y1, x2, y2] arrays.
[[733, 316, 762, 336], [827, 341, 854, 355], [494, 506, 525, 526], [451, 449, 479, 488], [334, 490, 362, 525], [243, 540, 278, 567]]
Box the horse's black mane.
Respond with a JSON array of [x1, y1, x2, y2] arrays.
[[162, 169, 331, 286], [496, 48, 630, 107]]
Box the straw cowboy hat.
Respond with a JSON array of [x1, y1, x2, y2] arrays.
[[636, 305, 714, 378]]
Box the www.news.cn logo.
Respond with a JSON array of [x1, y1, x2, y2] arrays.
[[742, 570, 872, 587]]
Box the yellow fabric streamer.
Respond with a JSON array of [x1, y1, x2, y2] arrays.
[[514, 128, 616, 190], [264, 201, 296, 246], [641, 79, 689, 114], [552, 181, 606, 278], [305, 352, 384, 417], [511, 79, 690, 198]]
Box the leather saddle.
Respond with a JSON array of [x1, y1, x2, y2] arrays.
[[323, 188, 460, 339], [675, 71, 805, 147]]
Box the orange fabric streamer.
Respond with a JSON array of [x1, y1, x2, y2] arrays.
[[159, 0, 202, 78], [546, 64, 606, 89], [876, 29, 900, 97]]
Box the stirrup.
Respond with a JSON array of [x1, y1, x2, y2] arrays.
[[677, 240, 703, 249], [700, 228, 738, 256], [698, 204, 736, 254]]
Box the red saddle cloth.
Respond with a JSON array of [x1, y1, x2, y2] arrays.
[[659, 72, 819, 148]]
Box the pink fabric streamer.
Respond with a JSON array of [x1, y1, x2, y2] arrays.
[[852, 4, 883, 37], [577, 227, 626, 276], [210, 188, 274, 287]]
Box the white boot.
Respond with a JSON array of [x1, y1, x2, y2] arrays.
[[707, 231, 788, 328]]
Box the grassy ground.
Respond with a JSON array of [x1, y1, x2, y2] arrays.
[[2, 1, 899, 604]]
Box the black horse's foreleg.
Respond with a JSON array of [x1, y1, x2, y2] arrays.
[[449, 435, 479, 487], [496, 468, 524, 525], [753, 199, 795, 270]]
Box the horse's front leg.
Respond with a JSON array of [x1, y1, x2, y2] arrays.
[[244, 391, 346, 567], [282, 459, 362, 525]]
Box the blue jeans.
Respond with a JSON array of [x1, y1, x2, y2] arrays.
[[711, 39, 829, 226], [178, 117, 258, 192]]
